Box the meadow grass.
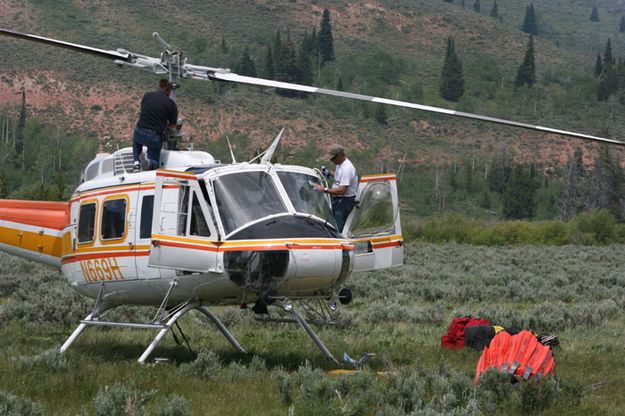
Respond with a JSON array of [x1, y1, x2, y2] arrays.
[[0, 244, 624, 415]]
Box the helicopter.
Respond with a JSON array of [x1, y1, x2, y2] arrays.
[[0, 28, 622, 365]]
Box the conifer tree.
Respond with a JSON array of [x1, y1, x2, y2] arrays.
[[598, 39, 618, 100], [560, 147, 587, 221], [265, 45, 274, 79], [503, 164, 536, 219], [473, 0, 480, 13], [220, 37, 228, 53], [273, 29, 283, 78], [461, 0, 465, 9], [296, 35, 313, 86], [337, 76, 344, 91], [594, 52, 603, 78], [620, 16, 625, 33], [0, 171, 8, 199], [590, 5, 599, 22], [515, 35, 536, 88], [16, 88, 25, 169], [522, 3, 538, 36], [238, 47, 257, 77], [490, 0, 499, 18], [440, 37, 465, 102], [318, 9, 335, 66], [375, 104, 388, 125]]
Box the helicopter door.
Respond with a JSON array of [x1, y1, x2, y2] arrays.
[[343, 173, 404, 272], [148, 171, 219, 273]]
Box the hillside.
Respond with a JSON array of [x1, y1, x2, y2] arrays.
[[2, 0, 625, 218]]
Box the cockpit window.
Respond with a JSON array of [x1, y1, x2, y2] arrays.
[[276, 171, 336, 226], [213, 171, 286, 234]]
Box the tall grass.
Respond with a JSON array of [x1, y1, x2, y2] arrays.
[[411, 209, 625, 246]]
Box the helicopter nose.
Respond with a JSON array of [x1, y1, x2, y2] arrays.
[[223, 242, 353, 294]]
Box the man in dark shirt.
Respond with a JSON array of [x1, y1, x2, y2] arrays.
[[132, 79, 178, 171]]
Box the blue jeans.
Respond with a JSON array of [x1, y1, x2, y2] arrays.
[[331, 196, 356, 232], [132, 127, 162, 170]]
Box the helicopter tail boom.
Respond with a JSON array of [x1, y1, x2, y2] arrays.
[[0, 199, 68, 268]]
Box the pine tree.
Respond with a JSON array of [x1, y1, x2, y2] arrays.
[[16, 88, 25, 169], [515, 35, 536, 88], [473, 0, 480, 13], [375, 104, 388, 125], [522, 3, 538, 36], [590, 5, 599, 22], [589, 147, 625, 220], [620, 16, 625, 33], [594, 52, 603, 78], [296, 35, 313, 85], [273, 29, 283, 79], [265, 45, 274, 79], [598, 38, 618, 100], [503, 164, 536, 219], [559, 147, 588, 221], [220, 37, 228, 53], [490, 0, 499, 18], [318, 9, 335, 66], [0, 171, 8, 199], [337, 75, 344, 91], [440, 37, 465, 102], [461, 0, 465, 9], [238, 47, 257, 77]]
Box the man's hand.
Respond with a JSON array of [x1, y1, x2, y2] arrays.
[[313, 183, 325, 192]]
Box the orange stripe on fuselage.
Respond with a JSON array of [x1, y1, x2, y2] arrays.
[[360, 174, 397, 183], [62, 250, 150, 264]]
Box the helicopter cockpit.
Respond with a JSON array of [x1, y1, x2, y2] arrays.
[[195, 164, 339, 240]]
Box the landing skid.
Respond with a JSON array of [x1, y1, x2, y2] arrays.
[[59, 289, 246, 363], [259, 298, 341, 364]]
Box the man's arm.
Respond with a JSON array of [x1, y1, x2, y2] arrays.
[[168, 101, 178, 128], [313, 183, 347, 196]]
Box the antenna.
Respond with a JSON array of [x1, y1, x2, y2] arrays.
[[260, 127, 285, 164]]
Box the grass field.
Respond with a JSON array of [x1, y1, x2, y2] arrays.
[[1, 244, 624, 415]]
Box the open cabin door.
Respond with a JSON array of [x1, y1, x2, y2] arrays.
[[148, 170, 220, 273], [343, 173, 403, 272]]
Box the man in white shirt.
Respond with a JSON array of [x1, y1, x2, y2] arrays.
[[314, 144, 358, 232]]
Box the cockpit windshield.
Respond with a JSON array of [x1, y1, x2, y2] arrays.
[[276, 171, 336, 226], [213, 171, 287, 234]]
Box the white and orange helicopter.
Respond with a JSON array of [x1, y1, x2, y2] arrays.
[[0, 28, 621, 364]]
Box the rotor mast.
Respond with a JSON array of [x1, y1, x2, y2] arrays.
[[152, 32, 181, 102]]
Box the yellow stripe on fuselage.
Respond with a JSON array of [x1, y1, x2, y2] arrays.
[[0, 225, 63, 258]]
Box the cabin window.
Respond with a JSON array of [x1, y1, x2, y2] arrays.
[[213, 171, 286, 234], [78, 203, 97, 243], [277, 171, 336, 226], [190, 193, 211, 237], [177, 185, 190, 236], [140, 195, 154, 239], [85, 162, 100, 181], [348, 181, 394, 237], [101, 198, 127, 240]]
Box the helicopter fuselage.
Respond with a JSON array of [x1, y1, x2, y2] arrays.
[[0, 147, 403, 311]]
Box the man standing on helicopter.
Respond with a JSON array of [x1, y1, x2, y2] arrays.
[[314, 144, 358, 232], [132, 78, 178, 172]]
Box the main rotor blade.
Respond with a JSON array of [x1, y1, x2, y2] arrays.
[[210, 72, 624, 146], [0, 28, 131, 62]]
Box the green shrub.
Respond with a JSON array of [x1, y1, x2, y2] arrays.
[[0, 390, 44, 416], [93, 383, 156, 416], [19, 348, 68, 371], [571, 209, 617, 245], [177, 349, 221, 380], [157, 394, 190, 416]]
